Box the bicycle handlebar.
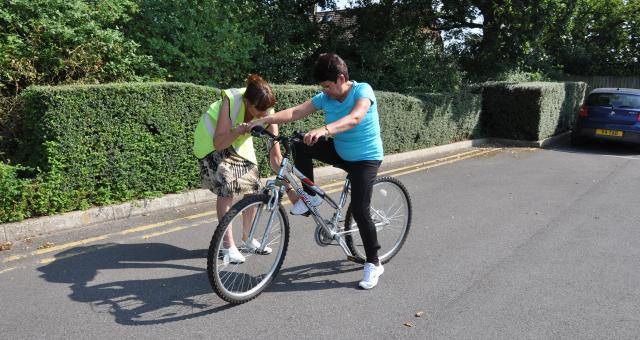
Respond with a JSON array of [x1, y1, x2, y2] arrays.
[[251, 125, 305, 143]]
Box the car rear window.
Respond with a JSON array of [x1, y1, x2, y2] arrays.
[[587, 93, 640, 109]]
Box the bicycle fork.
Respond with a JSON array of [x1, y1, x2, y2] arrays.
[[246, 184, 281, 254]]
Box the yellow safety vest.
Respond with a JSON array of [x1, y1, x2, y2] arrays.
[[193, 88, 263, 164]]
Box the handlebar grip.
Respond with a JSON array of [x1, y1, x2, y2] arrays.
[[251, 125, 276, 138]]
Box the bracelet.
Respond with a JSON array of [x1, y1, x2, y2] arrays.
[[324, 125, 332, 137]]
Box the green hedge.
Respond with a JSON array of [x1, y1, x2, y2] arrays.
[[6, 83, 216, 221], [481, 82, 587, 140], [2, 82, 482, 223], [248, 85, 484, 177]]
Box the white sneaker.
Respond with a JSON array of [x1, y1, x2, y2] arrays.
[[358, 262, 384, 290], [241, 238, 272, 255], [224, 245, 245, 264], [290, 194, 323, 215]]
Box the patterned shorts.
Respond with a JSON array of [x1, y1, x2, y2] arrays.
[[199, 148, 261, 198]]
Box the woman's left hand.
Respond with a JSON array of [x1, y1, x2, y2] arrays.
[[303, 126, 329, 145], [234, 122, 251, 135]]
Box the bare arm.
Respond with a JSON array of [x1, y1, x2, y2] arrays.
[[304, 98, 371, 145], [213, 97, 251, 150], [251, 100, 317, 127]]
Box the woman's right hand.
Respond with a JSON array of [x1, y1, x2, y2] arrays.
[[234, 123, 251, 135], [248, 118, 267, 131]]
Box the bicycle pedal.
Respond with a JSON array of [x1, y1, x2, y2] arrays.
[[290, 210, 311, 217], [346, 255, 358, 262]]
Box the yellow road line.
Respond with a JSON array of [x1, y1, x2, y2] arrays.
[[118, 220, 177, 235], [185, 211, 216, 220], [0, 267, 16, 274], [379, 148, 494, 177], [32, 235, 109, 256], [38, 243, 119, 265], [141, 219, 215, 239], [390, 148, 502, 177], [142, 226, 189, 239], [3, 254, 27, 263], [2, 147, 501, 266], [319, 148, 492, 191]]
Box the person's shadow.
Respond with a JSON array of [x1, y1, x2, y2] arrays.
[[37, 242, 360, 325]]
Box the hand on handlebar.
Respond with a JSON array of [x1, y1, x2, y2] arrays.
[[303, 126, 330, 145], [234, 123, 252, 135]]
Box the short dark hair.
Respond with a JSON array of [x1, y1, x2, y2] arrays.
[[244, 74, 276, 111], [313, 53, 349, 83]]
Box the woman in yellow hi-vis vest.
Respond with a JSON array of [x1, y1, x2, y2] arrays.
[[193, 74, 293, 263]]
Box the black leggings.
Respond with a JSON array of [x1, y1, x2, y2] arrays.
[[294, 138, 382, 265]]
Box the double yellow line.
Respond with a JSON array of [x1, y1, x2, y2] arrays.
[[0, 147, 501, 269]]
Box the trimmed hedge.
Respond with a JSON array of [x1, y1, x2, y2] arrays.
[[481, 82, 587, 140], [250, 85, 484, 177], [7, 83, 217, 221], [2, 82, 483, 223]]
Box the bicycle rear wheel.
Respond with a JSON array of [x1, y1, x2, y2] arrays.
[[207, 194, 289, 304], [345, 176, 412, 264]]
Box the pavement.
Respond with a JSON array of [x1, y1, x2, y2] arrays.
[[0, 133, 570, 244], [3, 133, 639, 339]]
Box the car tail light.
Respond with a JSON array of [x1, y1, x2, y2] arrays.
[[578, 104, 588, 118]]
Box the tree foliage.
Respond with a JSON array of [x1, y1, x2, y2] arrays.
[[122, 0, 264, 87], [250, 0, 326, 85], [437, 0, 640, 77], [0, 0, 164, 96], [323, 0, 464, 92]]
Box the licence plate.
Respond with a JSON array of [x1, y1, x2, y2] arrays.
[[595, 129, 624, 137]]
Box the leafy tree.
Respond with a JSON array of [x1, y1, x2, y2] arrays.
[[548, 0, 640, 75], [250, 0, 329, 85], [328, 0, 463, 92], [0, 0, 165, 160], [0, 0, 164, 96], [122, 0, 263, 87]]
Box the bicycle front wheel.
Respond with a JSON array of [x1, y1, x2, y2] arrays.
[[207, 194, 289, 304], [345, 176, 412, 264]]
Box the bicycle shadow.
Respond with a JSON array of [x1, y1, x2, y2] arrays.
[[269, 259, 362, 292], [37, 242, 362, 325], [37, 242, 232, 325]]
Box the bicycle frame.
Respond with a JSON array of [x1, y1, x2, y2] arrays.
[[249, 135, 359, 261]]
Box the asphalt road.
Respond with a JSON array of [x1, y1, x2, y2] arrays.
[[1, 141, 639, 339]]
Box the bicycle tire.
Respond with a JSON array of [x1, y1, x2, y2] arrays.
[[207, 194, 289, 304], [345, 176, 412, 264]]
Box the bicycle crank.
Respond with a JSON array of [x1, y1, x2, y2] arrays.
[[314, 225, 334, 246]]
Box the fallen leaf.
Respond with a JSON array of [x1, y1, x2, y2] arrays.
[[37, 242, 55, 250], [0, 242, 12, 251], [415, 310, 426, 317], [403, 322, 414, 327]]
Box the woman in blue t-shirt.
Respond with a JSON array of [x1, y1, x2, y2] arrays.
[[250, 53, 385, 290]]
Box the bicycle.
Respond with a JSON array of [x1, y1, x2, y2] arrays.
[[206, 126, 412, 304]]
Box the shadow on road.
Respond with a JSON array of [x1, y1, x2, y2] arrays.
[[37, 243, 360, 325], [547, 139, 640, 158], [269, 259, 361, 293], [37, 243, 231, 325]]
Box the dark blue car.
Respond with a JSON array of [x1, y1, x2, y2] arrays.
[[572, 88, 640, 145]]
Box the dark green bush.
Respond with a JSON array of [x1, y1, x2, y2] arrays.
[[481, 82, 587, 140], [254, 85, 483, 176], [0, 162, 31, 222], [8, 82, 217, 221], [3, 82, 483, 222]]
